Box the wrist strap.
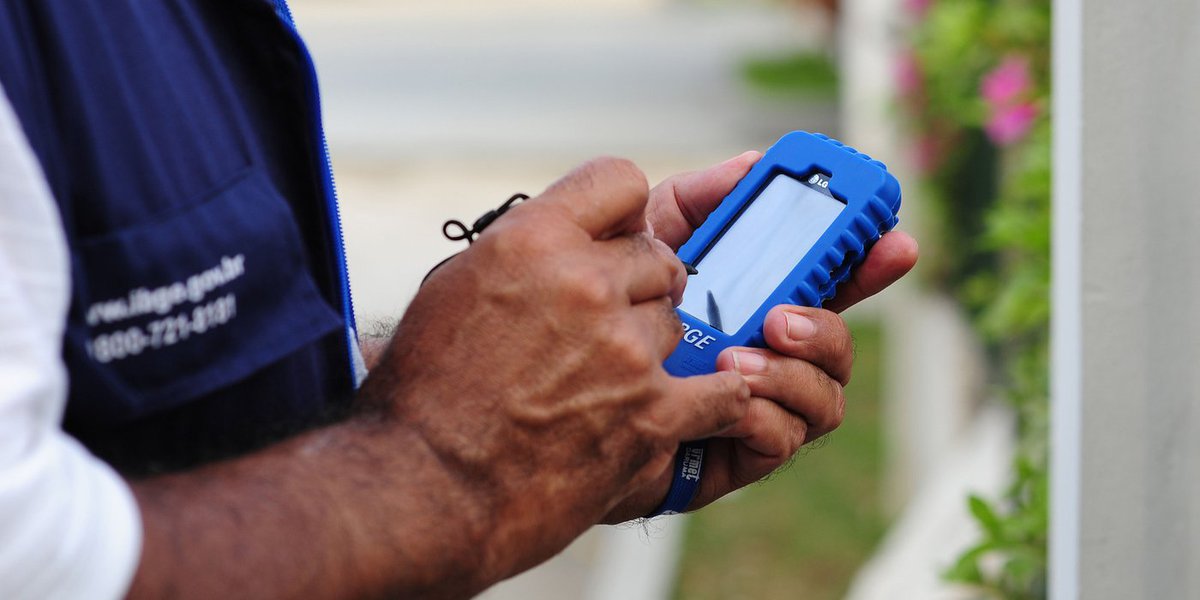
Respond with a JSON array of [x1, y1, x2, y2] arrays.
[[646, 440, 707, 517], [422, 193, 528, 286]]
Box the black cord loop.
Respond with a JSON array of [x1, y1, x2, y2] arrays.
[[422, 193, 529, 286], [441, 193, 529, 245]]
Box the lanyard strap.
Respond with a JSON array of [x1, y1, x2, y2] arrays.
[[647, 440, 706, 516]]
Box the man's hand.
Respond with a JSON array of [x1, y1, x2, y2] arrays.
[[362, 157, 751, 589], [605, 152, 918, 520], [130, 157, 749, 600]]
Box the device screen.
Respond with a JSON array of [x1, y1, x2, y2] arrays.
[[679, 173, 845, 334]]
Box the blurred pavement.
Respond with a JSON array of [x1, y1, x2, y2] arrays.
[[292, 0, 835, 321]]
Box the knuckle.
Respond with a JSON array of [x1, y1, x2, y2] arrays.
[[710, 374, 750, 429], [662, 301, 685, 343], [809, 307, 847, 341], [833, 319, 854, 357], [562, 267, 618, 310], [825, 312, 853, 352], [761, 419, 807, 460], [841, 359, 855, 386], [480, 229, 522, 263], [608, 329, 657, 377], [625, 397, 678, 459], [629, 237, 679, 293], [586, 156, 649, 195], [631, 398, 675, 444], [822, 379, 847, 431], [789, 419, 810, 454], [656, 249, 684, 289], [750, 404, 802, 461], [725, 370, 752, 403], [483, 216, 548, 259], [812, 309, 854, 385]]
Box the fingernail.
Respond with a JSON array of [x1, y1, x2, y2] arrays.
[[733, 351, 767, 375], [785, 313, 816, 341]]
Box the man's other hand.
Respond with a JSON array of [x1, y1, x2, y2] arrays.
[[605, 152, 918, 520]]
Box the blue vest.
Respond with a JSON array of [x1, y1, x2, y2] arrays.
[[0, 0, 359, 473]]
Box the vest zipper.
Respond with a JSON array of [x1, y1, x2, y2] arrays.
[[273, 0, 361, 381]]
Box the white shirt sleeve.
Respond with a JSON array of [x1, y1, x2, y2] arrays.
[[0, 84, 142, 599]]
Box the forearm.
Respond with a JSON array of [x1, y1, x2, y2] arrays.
[[127, 416, 492, 600]]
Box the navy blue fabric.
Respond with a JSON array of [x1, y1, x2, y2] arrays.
[[0, 0, 356, 473]]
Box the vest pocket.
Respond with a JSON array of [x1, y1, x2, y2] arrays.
[[66, 168, 344, 424]]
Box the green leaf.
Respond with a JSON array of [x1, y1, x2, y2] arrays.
[[969, 495, 1004, 539]]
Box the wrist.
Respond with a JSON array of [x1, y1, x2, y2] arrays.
[[329, 416, 497, 598]]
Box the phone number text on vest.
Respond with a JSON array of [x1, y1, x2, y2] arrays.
[[86, 294, 238, 364], [82, 255, 247, 365]]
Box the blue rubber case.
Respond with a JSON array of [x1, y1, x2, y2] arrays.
[[650, 131, 901, 516]]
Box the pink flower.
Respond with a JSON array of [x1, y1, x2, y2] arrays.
[[981, 57, 1031, 108], [894, 51, 923, 98], [904, 0, 933, 17], [985, 102, 1038, 146], [912, 134, 943, 173]]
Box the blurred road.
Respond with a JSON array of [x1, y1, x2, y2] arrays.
[[287, 1, 835, 598], [291, 0, 834, 321], [301, 0, 826, 165]]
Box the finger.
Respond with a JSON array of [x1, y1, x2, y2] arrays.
[[541, 157, 651, 240], [760, 306, 854, 386], [602, 232, 688, 304], [630, 297, 683, 359], [716, 347, 846, 440], [825, 230, 918, 313], [654, 371, 750, 442], [646, 151, 762, 250], [718, 398, 809, 463], [690, 425, 802, 511]]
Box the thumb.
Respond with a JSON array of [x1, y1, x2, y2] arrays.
[[539, 156, 651, 240], [647, 151, 761, 250]]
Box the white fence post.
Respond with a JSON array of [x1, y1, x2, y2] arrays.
[[1052, 0, 1200, 597]]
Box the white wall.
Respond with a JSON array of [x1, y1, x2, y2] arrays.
[[1053, 1, 1200, 598]]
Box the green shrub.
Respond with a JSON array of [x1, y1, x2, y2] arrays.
[[898, 0, 1050, 597]]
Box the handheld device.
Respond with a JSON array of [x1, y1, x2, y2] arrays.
[[651, 131, 901, 516]]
